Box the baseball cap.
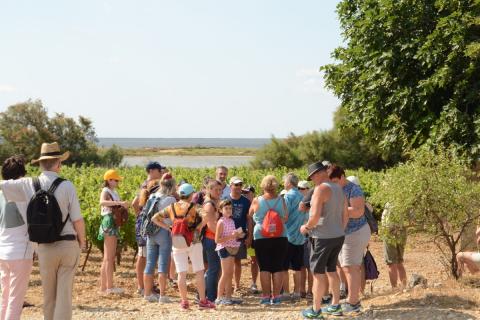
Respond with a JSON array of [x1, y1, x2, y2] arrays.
[[145, 161, 166, 172], [298, 181, 310, 189], [242, 185, 256, 194], [178, 183, 195, 197], [229, 176, 243, 185]]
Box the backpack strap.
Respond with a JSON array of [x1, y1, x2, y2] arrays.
[[171, 203, 178, 219], [265, 197, 281, 211], [32, 177, 41, 193], [48, 178, 65, 194]]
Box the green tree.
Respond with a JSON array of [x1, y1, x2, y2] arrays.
[[372, 147, 480, 278], [322, 0, 480, 163]]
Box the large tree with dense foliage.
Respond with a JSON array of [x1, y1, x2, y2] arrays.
[[0, 100, 122, 166], [322, 0, 480, 162]]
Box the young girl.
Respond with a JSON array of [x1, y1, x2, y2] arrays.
[[215, 200, 243, 305], [98, 169, 129, 294]]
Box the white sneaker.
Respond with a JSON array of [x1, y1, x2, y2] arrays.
[[106, 287, 124, 295], [158, 295, 171, 304], [144, 294, 159, 302]]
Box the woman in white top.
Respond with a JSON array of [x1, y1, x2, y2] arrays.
[[0, 156, 34, 320], [98, 169, 129, 295]]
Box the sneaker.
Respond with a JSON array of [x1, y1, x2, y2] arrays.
[[250, 283, 260, 294], [136, 288, 144, 296], [199, 299, 216, 309], [218, 299, 234, 305], [271, 296, 282, 306], [144, 294, 159, 303], [305, 293, 313, 300], [279, 294, 291, 302], [260, 296, 271, 305], [321, 304, 343, 316], [231, 298, 243, 305], [158, 295, 171, 304], [321, 294, 332, 305], [339, 289, 348, 300], [180, 300, 189, 310], [342, 302, 361, 314], [105, 287, 124, 295], [292, 293, 302, 301], [302, 307, 324, 319]]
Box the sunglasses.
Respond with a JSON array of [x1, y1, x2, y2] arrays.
[[298, 187, 308, 191], [234, 183, 243, 187]]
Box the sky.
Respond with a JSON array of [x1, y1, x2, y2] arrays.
[[0, 0, 343, 138]]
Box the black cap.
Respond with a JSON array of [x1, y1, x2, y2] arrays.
[[146, 161, 166, 172], [242, 185, 256, 194], [307, 161, 328, 181], [302, 189, 314, 208]]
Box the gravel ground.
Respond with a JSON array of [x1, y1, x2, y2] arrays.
[[21, 236, 480, 319]]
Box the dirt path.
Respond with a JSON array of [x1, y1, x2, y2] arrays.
[[21, 236, 480, 319]]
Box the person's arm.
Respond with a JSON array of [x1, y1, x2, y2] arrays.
[[99, 189, 127, 207], [281, 197, 289, 223], [132, 195, 141, 215], [202, 202, 217, 232], [247, 197, 258, 244], [152, 209, 170, 231], [348, 196, 366, 218], [73, 218, 86, 250], [215, 220, 237, 244], [342, 195, 349, 228], [300, 184, 330, 234]]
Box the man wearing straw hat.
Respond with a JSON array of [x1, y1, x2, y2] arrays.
[[0, 142, 86, 320]]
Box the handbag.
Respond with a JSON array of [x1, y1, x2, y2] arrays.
[[364, 205, 379, 234], [107, 192, 129, 228]]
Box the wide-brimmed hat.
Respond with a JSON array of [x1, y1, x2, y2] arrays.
[[31, 142, 70, 164], [307, 161, 328, 181]]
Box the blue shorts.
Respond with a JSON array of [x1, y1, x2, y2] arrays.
[[144, 229, 172, 274], [217, 247, 236, 259]]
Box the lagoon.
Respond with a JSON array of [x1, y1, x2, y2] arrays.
[[122, 155, 254, 168]]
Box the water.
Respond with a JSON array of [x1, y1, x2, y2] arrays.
[[122, 155, 254, 168], [98, 138, 270, 149]]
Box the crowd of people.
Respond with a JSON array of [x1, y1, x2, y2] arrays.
[[0, 141, 478, 320]]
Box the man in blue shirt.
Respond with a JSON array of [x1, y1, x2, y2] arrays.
[[227, 176, 251, 291], [282, 173, 307, 300]]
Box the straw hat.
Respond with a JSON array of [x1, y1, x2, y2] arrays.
[[31, 142, 70, 164]]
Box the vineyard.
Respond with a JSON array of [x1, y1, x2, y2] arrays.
[[27, 165, 385, 254]]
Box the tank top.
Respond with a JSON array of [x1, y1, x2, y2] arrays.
[[253, 196, 288, 240], [101, 187, 120, 216], [309, 182, 345, 239], [215, 217, 240, 250], [203, 199, 218, 240]]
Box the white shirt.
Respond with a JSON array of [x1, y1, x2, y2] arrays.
[[101, 187, 120, 216], [0, 192, 34, 260], [0, 171, 83, 237]]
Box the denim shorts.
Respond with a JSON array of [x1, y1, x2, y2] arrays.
[[144, 229, 172, 275]]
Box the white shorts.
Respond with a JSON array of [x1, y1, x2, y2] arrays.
[[138, 246, 147, 258], [472, 252, 480, 264], [339, 223, 371, 267], [172, 242, 204, 273]]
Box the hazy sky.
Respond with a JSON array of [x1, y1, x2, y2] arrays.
[[0, 0, 342, 138]]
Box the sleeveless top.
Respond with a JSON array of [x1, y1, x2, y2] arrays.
[[309, 182, 345, 239], [215, 217, 240, 250], [253, 196, 288, 240], [101, 187, 120, 216], [203, 199, 218, 240]]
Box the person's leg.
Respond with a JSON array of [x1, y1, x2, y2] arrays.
[[388, 264, 398, 288], [259, 272, 272, 297], [157, 237, 172, 296], [136, 251, 146, 291], [325, 271, 340, 305], [189, 243, 207, 301], [172, 249, 189, 302], [251, 256, 259, 286], [203, 238, 220, 301], [53, 241, 80, 320], [0, 260, 11, 320], [342, 265, 361, 305], [5, 259, 33, 320], [234, 258, 242, 291], [38, 244, 60, 320], [312, 273, 328, 311], [397, 263, 407, 287], [143, 239, 159, 297], [104, 235, 117, 289], [177, 272, 188, 301], [293, 270, 302, 295], [220, 257, 234, 299], [307, 269, 314, 294], [272, 271, 284, 297], [282, 271, 290, 295]]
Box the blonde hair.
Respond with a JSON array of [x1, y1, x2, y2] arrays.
[[159, 175, 176, 196], [261, 175, 279, 193]]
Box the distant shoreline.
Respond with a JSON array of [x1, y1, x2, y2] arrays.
[[97, 137, 270, 149], [102, 146, 258, 157]]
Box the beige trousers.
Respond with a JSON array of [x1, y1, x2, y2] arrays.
[[37, 240, 80, 320]]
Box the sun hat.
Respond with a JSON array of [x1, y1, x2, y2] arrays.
[[178, 183, 195, 197], [307, 161, 328, 181], [31, 142, 70, 164], [347, 176, 360, 186], [103, 169, 123, 181], [229, 176, 243, 185], [298, 181, 310, 189]]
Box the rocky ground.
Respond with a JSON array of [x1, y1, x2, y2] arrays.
[[21, 235, 480, 319]]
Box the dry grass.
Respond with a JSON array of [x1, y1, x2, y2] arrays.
[[21, 235, 480, 319]]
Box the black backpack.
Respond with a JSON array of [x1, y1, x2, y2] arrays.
[[27, 177, 70, 243]]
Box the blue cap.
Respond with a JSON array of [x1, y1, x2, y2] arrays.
[[178, 183, 195, 197], [146, 161, 166, 172]]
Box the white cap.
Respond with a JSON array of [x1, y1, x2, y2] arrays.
[[298, 181, 310, 189], [347, 176, 360, 186]]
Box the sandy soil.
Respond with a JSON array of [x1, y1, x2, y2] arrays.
[[21, 235, 480, 319]]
